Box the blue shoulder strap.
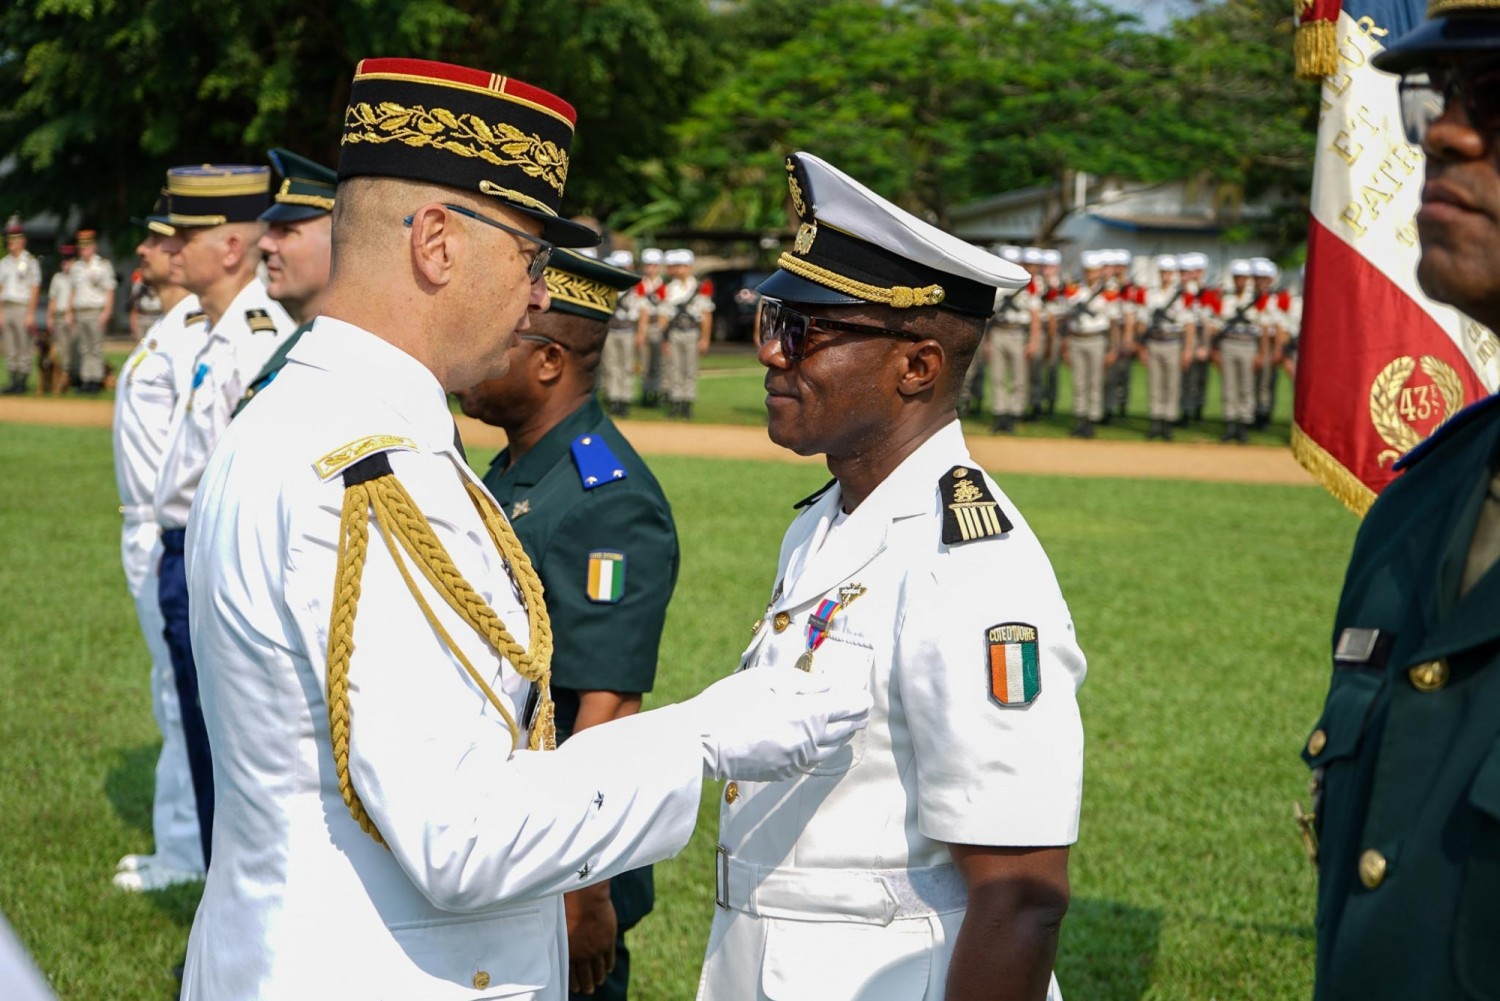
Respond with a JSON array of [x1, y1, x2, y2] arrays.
[[570, 432, 628, 490]]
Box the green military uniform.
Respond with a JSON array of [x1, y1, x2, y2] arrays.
[[483, 397, 679, 1000], [1303, 394, 1500, 1000], [1304, 8, 1500, 995]]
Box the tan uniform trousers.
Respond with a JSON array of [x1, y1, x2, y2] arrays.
[[640, 324, 664, 399], [72, 307, 106, 383], [1220, 337, 1259, 424], [600, 327, 636, 405], [1069, 333, 1108, 422], [1145, 338, 1184, 421], [1, 302, 29, 376], [1255, 349, 1278, 415], [987, 327, 1028, 418], [665, 325, 701, 403]]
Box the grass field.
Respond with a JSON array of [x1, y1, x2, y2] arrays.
[[0, 423, 1352, 999]]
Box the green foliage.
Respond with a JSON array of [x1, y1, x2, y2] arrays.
[[657, 0, 1316, 250], [0, 423, 1350, 998]]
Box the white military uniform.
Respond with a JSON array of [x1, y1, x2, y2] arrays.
[[68, 253, 116, 384], [660, 275, 714, 404], [154, 278, 292, 530], [112, 294, 208, 874], [699, 420, 1085, 1001], [181, 317, 705, 999], [0, 249, 40, 378]]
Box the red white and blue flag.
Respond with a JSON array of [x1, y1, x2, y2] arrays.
[[1293, 0, 1499, 514]]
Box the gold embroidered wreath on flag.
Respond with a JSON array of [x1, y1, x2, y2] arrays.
[[1368, 355, 1465, 466], [343, 101, 569, 195]]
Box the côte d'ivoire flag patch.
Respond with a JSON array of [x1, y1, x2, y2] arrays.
[[987, 622, 1040, 707], [586, 551, 626, 604]]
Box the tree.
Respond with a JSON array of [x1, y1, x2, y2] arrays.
[[0, 0, 716, 237]]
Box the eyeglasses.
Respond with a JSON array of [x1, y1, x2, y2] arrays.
[[1398, 57, 1500, 147], [402, 203, 554, 283], [515, 333, 572, 351], [757, 298, 921, 362]]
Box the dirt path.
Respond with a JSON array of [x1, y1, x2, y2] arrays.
[[1, 397, 1312, 486]]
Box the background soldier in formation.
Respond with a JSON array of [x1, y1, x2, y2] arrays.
[[634, 247, 666, 407], [1177, 251, 1212, 424], [1250, 257, 1285, 429], [985, 245, 1041, 433], [1061, 250, 1120, 438], [1212, 259, 1265, 444], [41, 244, 74, 393], [1102, 248, 1138, 423], [1138, 255, 1196, 441], [0, 218, 41, 395], [599, 249, 640, 416], [67, 229, 116, 395], [658, 247, 713, 420]]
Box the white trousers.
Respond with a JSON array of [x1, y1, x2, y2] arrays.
[[122, 517, 204, 873], [697, 904, 1063, 1001]]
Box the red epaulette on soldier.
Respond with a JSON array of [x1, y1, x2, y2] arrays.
[[699, 279, 714, 296], [1255, 292, 1270, 310], [1277, 290, 1293, 310]]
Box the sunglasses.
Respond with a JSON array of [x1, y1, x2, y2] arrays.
[[757, 298, 922, 362], [1398, 57, 1500, 147], [402, 203, 554, 283]]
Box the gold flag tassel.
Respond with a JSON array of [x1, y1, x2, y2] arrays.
[[325, 455, 555, 847], [1294, 14, 1339, 81]]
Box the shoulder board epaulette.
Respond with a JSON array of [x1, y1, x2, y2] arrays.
[[940, 465, 1012, 545], [1393, 393, 1500, 471], [246, 308, 277, 334], [792, 477, 837, 510], [314, 435, 420, 482], [185, 310, 209, 326], [699, 279, 714, 295], [570, 432, 627, 490]]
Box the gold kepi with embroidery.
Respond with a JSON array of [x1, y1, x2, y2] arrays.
[[337, 57, 597, 248], [758, 152, 1029, 318], [165, 165, 272, 228], [542, 247, 641, 323]]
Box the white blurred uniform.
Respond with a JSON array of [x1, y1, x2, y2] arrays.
[[181, 317, 706, 999], [153, 278, 292, 529], [112, 293, 207, 874], [699, 420, 1084, 1001]]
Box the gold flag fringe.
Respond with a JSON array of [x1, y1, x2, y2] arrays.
[[1291, 422, 1377, 516], [1295, 18, 1339, 81]]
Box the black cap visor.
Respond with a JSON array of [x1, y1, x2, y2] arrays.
[[1372, 14, 1500, 73]]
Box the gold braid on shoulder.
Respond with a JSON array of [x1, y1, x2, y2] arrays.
[[324, 449, 554, 848]]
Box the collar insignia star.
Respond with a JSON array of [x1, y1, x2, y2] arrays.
[[511, 499, 531, 519]]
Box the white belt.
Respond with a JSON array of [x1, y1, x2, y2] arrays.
[[118, 503, 156, 524], [715, 847, 967, 924]]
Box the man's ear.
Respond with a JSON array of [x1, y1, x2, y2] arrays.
[[897, 339, 945, 398], [533, 342, 568, 385], [407, 204, 457, 288]]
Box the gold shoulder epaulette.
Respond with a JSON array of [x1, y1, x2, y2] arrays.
[[185, 310, 208, 326], [246, 308, 277, 334], [940, 465, 1013, 545], [313, 434, 419, 481]]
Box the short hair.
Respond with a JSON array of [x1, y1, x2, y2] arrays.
[[532, 309, 606, 382]]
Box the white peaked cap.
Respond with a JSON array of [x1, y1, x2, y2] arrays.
[[997, 245, 1023, 263], [605, 250, 634, 269], [1041, 249, 1062, 265], [1251, 257, 1279, 279], [1022, 247, 1046, 265], [1229, 259, 1252, 277], [1156, 254, 1179, 271], [1080, 250, 1104, 270], [1178, 252, 1208, 270], [758, 151, 1026, 317], [640, 248, 664, 265], [665, 248, 694, 266]]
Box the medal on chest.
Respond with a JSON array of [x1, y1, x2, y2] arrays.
[[795, 583, 866, 672]]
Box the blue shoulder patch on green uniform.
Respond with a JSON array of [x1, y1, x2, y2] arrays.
[[570, 432, 628, 491]]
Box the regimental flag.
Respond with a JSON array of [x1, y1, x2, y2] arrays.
[[1292, 0, 1498, 514], [586, 550, 625, 604], [986, 623, 1040, 707]]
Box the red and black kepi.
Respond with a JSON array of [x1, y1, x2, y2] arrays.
[[338, 58, 598, 249]]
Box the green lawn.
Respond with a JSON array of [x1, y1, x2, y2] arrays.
[[0, 424, 1351, 999]]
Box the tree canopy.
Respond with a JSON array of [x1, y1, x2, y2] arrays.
[[0, 0, 1314, 256]]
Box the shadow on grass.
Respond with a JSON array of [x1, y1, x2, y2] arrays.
[[104, 743, 158, 840], [1057, 897, 1162, 1000]]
